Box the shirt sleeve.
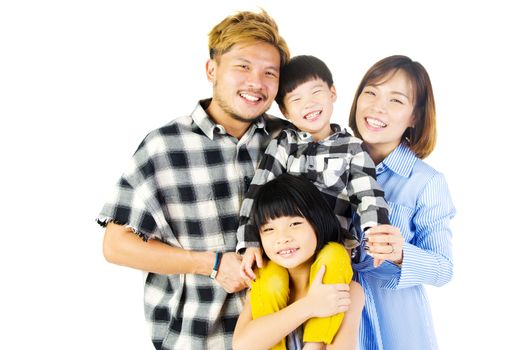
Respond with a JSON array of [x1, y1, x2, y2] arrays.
[[236, 133, 290, 253], [96, 135, 161, 241], [347, 143, 390, 231], [383, 173, 456, 289]]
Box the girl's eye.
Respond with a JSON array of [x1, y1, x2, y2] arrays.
[[260, 227, 274, 234], [290, 221, 303, 227]]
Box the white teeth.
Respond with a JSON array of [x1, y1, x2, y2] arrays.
[[305, 111, 321, 120], [240, 93, 260, 102], [366, 117, 386, 128], [278, 248, 296, 255]]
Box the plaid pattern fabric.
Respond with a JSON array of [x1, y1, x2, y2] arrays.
[[236, 125, 390, 253], [97, 99, 287, 349]]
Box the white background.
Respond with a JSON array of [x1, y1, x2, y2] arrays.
[[1, 1, 526, 349]]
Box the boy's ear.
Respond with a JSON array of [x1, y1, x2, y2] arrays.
[[279, 105, 289, 119], [206, 59, 217, 83], [330, 85, 337, 102]]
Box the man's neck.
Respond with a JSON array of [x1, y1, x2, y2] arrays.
[[206, 104, 253, 140]]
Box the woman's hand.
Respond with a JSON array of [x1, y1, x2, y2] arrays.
[[364, 224, 404, 267], [305, 265, 351, 317]]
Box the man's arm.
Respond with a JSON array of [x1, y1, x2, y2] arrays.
[[103, 222, 248, 292]]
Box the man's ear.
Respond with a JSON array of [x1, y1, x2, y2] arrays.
[[206, 59, 216, 83]]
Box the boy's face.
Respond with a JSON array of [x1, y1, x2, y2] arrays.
[[206, 42, 281, 124], [281, 78, 336, 141]]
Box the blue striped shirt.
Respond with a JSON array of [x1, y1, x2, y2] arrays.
[[353, 143, 456, 350]]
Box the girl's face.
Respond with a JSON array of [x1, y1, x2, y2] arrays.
[[281, 78, 335, 141], [355, 69, 415, 160], [259, 215, 317, 270]]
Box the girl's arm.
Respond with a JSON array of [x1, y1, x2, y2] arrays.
[[233, 267, 351, 350], [326, 281, 365, 350]]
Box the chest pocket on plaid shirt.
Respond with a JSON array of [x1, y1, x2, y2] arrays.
[[321, 157, 349, 192], [166, 187, 226, 251]]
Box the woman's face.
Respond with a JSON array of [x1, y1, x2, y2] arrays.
[[355, 69, 415, 160], [259, 215, 317, 270]]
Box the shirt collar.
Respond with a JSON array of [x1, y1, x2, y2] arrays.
[[290, 123, 347, 142], [191, 99, 268, 140], [377, 142, 417, 177]]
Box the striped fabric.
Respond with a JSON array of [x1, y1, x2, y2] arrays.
[[353, 143, 456, 350]]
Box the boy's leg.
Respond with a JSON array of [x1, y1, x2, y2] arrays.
[[250, 260, 290, 350], [303, 242, 353, 345]]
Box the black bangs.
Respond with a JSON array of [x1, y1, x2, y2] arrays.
[[252, 183, 306, 229]]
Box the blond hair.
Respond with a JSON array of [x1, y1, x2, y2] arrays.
[[208, 9, 290, 67]]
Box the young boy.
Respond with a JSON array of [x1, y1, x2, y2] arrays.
[[236, 55, 390, 347]]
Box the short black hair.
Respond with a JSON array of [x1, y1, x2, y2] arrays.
[[275, 55, 334, 109], [251, 173, 343, 252]]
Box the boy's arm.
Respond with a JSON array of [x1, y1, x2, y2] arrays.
[[236, 134, 290, 254], [347, 144, 390, 231], [103, 222, 248, 293]]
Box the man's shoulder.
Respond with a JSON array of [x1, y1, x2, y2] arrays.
[[262, 113, 291, 138]]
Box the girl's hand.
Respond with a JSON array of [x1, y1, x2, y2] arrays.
[[306, 265, 351, 317], [365, 224, 404, 267], [240, 247, 264, 281]]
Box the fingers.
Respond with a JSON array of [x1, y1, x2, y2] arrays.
[[312, 264, 326, 285], [255, 252, 263, 268]]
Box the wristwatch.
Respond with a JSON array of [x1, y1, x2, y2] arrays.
[[209, 252, 223, 279]]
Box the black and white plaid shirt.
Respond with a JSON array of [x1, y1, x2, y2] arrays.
[[97, 99, 287, 349], [236, 125, 390, 253]]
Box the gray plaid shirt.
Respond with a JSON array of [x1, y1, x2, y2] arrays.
[[97, 99, 287, 349], [236, 125, 390, 253]]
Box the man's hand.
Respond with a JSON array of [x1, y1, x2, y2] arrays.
[[240, 247, 264, 281], [215, 252, 250, 293]]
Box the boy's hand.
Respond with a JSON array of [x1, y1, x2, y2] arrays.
[[305, 265, 351, 318], [240, 247, 264, 281]]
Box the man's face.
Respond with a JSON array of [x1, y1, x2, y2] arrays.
[[207, 42, 281, 123]]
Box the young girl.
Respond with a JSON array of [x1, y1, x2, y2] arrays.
[[349, 55, 456, 349], [232, 174, 364, 350]]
